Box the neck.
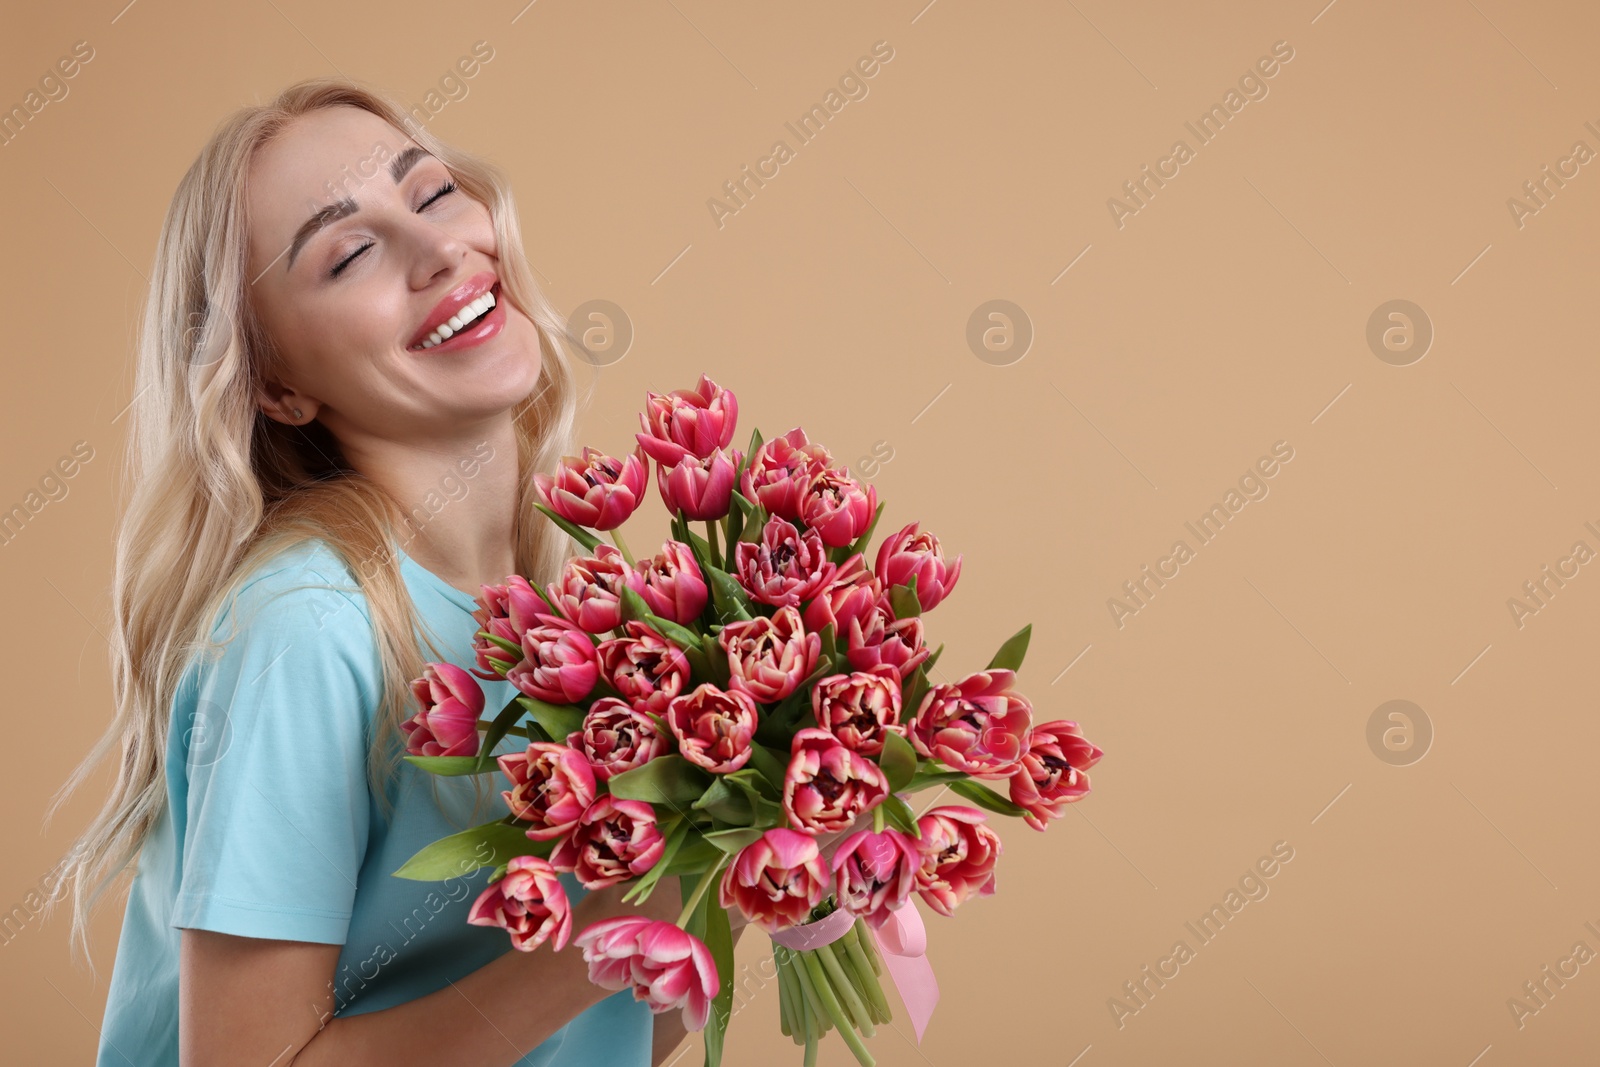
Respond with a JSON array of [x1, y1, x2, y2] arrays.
[[345, 415, 523, 601]]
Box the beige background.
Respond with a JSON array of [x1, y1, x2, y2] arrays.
[[3, 0, 1598, 1063]]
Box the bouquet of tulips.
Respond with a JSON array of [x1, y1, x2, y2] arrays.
[[393, 375, 1104, 1066]]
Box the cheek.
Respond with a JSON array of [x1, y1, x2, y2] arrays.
[[280, 295, 404, 392]]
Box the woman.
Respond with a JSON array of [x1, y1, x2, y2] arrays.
[[43, 77, 721, 1066]]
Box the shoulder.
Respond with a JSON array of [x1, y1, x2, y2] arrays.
[[189, 538, 385, 690], [177, 538, 387, 763], [215, 538, 370, 637]]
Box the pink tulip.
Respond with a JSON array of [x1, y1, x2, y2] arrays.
[[498, 742, 597, 841], [831, 827, 921, 929], [634, 374, 739, 469], [469, 575, 548, 679], [504, 613, 600, 706], [595, 620, 692, 717], [740, 427, 835, 521], [635, 540, 708, 625], [719, 605, 820, 705], [467, 855, 573, 952], [783, 727, 890, 834], [844, 602, 930, 679], [732, 515, 837, 608], [574, 915, 721, 1032], [657, 447, 742, 521], [551, 794, 666, 889], [801, 552, 882, 636], [874, 520, 963, 612], [1008, 720, 1103, 831], [401, 662, 485, 757], [913, 805, 1001, 918], [800, 467, 877, 548], [568, 697, 671, 782], [533, 445, 649, 532], [719, 827, 830, 933], [545, 543, 644, 635], [666, 683, 759, 774], [812, 664, 904, 756], [909, 668, 1033, 780]]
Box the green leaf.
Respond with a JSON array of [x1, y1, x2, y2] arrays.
[[904, 768, 968, 792], [706, 566, 754, 623], [480, 653, 518, 677], [950, 777, 1031, 818], [887, 574, 921, 620], [532, 501, 603, 552], [694, 770, 785, 825], [392, 818, 550, 880], [701, 827, 764, 853], [700, 889, 735, 1067], [402, 753, 504, 777], [692, 777, 754, 823], [985, 623, 1033, 673], [477, 629, 523, 660], [616, 584, 704, 651], [480, 695, 529, 755], [660, 834, 724, 875], [877, 730, 918, 793], [742, 426, 764, 478], [817, 621, 839, 670], [744, 743, 791, 797], [516, 696, 585, 746], [904, 641, 944, 714], [606, 755, 714, 808], [698, 633, 731, 688], [879, 793, 921, 839]]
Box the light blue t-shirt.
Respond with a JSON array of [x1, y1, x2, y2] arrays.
[[96, 537, 653, 1066]]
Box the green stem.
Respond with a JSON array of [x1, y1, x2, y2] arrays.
[[784, 953, 812, 1062], [873, 805, 885, 833], [474, 721, 529, 738], [852, 916, 884, 978], [705, 519, 721, 570], [781, 947, 812, 1046], [775, 947, 796, 1039], [610, 527, 636, 568], [789, 946, 830, 1038], [842, 922, 893, 1022], [819, 940, 877, 1037], [675, 854, 729, 928], [830, 935, 879, 1023], [800, 949, 876, 1065]]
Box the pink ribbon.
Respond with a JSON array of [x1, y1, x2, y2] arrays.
[[770, 902, 939, 1043]]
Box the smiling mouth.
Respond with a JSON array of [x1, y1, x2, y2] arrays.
[[410, 281, 502, 351]]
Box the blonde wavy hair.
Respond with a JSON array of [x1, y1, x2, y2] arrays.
[[40, 76, 591, 971]]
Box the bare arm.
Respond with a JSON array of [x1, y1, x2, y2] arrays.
[[180, 875, 684, 1067]]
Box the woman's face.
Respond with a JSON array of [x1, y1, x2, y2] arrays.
[[244, 105, 541, 448]]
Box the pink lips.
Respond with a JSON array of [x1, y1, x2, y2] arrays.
[[408, 270, 500, 350]]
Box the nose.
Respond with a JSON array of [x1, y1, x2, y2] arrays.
[[406, 215, 472, 291]]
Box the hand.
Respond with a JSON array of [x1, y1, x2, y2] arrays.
[[576, 873, 684, 930]]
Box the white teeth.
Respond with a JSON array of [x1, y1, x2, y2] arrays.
[[415, 289, 497, 349]]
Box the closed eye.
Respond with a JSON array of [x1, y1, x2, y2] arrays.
[[328, 179, 460, 278]]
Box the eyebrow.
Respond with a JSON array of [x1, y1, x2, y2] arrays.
[[285, 145, 434, 272]]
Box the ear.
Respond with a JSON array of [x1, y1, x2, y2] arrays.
[[255, 377, 319, 426]]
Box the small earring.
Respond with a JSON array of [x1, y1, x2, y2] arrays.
[[292, 407, 303, 419]]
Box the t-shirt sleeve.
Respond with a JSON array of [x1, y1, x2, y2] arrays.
[[170, 564, 380, 945]]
